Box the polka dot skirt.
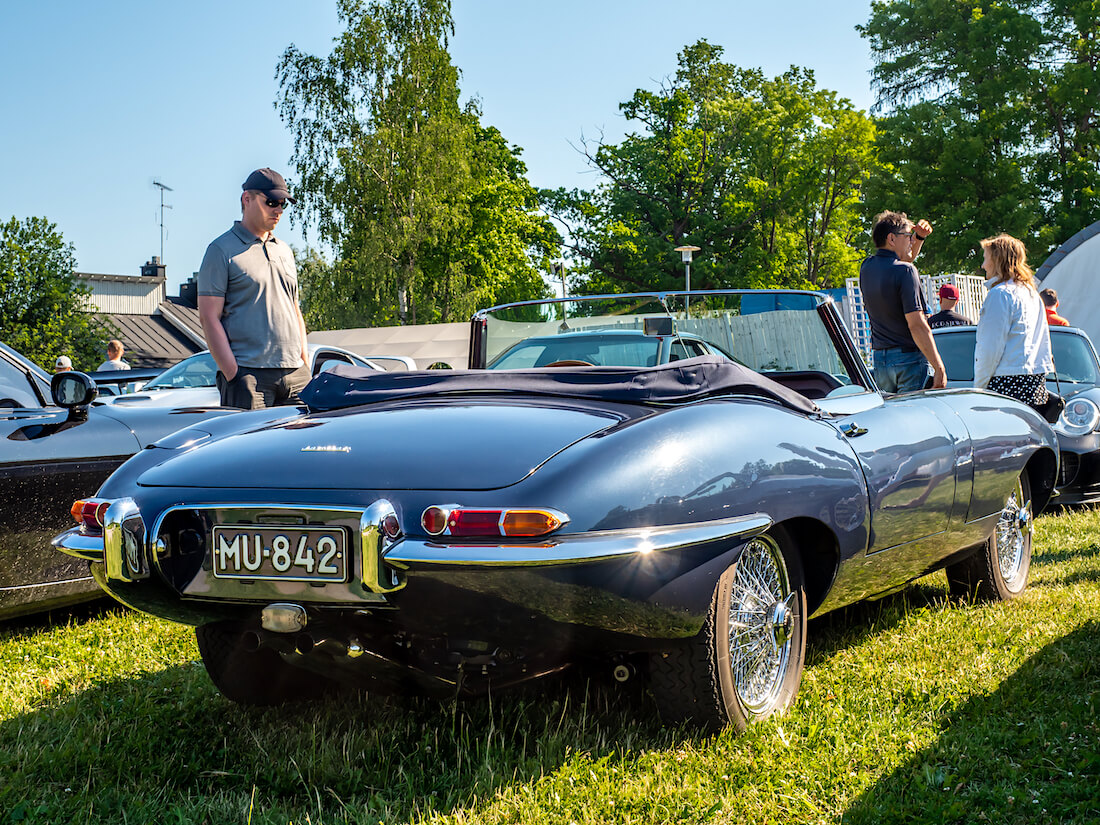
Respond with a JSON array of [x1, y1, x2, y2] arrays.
[[987, 373, 1049, 406]]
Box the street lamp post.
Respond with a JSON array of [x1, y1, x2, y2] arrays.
[[674, 245, 701, 312]]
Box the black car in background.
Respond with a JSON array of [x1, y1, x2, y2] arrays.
[[1, 342, 262, 620], [933, 325, 1100, 505]]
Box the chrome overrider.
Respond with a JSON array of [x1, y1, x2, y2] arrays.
[[51, 497, 147, 582], [55, 500, 773, 589]]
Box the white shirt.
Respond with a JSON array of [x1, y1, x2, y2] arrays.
[[97, 358, 130, 371], [974, 280, 1053, 388]]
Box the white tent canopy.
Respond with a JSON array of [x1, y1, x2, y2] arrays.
[[1036, 221, 1100, 344], [308, 322, 470, 370]]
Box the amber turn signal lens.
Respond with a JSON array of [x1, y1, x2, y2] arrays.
[[501, 510, 563, 537], [71, 499, 109, 529]]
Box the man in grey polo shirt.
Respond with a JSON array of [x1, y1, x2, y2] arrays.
[[197, 168, 310, 409]]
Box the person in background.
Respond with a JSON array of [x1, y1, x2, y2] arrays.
[[1040, 288, 1070, 326], [197, 168, 309, 409], [53, 355, 72, 373], [928, 283, 972, 328], [97, 339, 130, 371], [859, 211, 947, 392], [974, 234, 1053, 405]]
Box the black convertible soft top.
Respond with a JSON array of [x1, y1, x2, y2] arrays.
[[302, 355, 820, 415]]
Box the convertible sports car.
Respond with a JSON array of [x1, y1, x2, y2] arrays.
[[54, 291, 1058, 730], [933, 324, 1100, 505]]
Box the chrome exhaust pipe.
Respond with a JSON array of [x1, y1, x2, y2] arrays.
[[242, 630, 263, 653]]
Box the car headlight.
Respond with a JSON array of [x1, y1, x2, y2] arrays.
[[1056, 396, 1100, 436]]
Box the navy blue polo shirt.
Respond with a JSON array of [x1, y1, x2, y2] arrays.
[[859, 249, 929, 350]]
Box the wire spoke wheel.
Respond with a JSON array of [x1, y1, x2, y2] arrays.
[[648, 527, 806, 731], [995, 476, 1031, 589], [727, 536, 794, 714], [946, 471, 1032, 601]]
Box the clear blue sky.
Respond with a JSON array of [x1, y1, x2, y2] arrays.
[[1, 1, 876, 295]]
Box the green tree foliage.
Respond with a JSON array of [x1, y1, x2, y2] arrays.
[[0, 216, 104, 371], [543, 41, 881, 294], [277, 0, 555, 329], [859, 0, 1100, 272]]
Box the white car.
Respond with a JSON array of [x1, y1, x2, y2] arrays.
[[100, 345, 413, 408]]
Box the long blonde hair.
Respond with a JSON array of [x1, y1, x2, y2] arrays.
[[981, 233, 1035, 290]]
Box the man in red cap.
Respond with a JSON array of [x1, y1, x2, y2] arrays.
[[928, 283, 972, 328]]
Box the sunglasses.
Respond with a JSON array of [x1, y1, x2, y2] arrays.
[[254, 193, 289, 209], [892, 230, 913, 237]]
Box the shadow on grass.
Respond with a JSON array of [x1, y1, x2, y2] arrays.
[[0, 651, 679, 824], [841, 621, 1100, 824], [0, 599, 122, 635], [1033, 541, 1100, 564]]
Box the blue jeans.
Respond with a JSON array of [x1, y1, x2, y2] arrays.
[[873, 347, 931, 394]]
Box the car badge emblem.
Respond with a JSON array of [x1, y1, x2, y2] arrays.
[[300, 445, 351, 453]]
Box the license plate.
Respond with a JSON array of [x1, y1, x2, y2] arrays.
[[211, 525, 348, 582]]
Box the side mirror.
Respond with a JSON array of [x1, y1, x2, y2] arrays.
[[644, 316, 674, 337], [51, 371, 98, 411]]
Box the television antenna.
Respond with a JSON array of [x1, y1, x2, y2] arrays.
[[152, 179, 173, 262]]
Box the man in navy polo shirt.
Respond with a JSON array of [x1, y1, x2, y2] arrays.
[[197, 168, 310, 409], [859, 211, 947, 393]]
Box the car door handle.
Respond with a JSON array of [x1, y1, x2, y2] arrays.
[[841, 422, 867, 438]]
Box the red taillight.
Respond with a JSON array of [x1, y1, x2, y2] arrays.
[[421, 506, 566, 538], [382, 513, 401, 539], [422, 506, 449, 535], [71, 498, 109, 530], [448, 510, 502, 536]]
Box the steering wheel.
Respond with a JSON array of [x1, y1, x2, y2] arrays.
[[544, 360, 595, 367]]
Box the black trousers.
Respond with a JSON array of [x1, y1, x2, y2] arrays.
[[216, 364, 311, 409]]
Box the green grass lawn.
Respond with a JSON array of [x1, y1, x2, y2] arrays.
[[2, 509, 1098, 824]]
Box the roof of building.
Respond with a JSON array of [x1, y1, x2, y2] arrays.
[[159, 295, 205, 346], [77, 271, 166, 286], [95, 309, 203, 369]]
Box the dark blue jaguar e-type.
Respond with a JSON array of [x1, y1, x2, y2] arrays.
[[54, 291, 1058, 731]]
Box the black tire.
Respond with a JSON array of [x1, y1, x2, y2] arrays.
[[195, 622, 334, 706], [650, 529, 807, 732], [947, 471, 1032, 601]]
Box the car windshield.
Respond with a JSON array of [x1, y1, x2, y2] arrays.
[[479, 291, 856, 383], [490, 333, 662, 368], [1051, 331, 1100, 385], [936, 328, 1099, 386], [935, 330, 977, 382], [143, 353, 217, 390]]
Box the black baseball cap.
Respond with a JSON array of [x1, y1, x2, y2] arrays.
[[241, 168, 295, 203]]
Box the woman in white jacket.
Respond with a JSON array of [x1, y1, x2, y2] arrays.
[[974, 233, 1053, 406]]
